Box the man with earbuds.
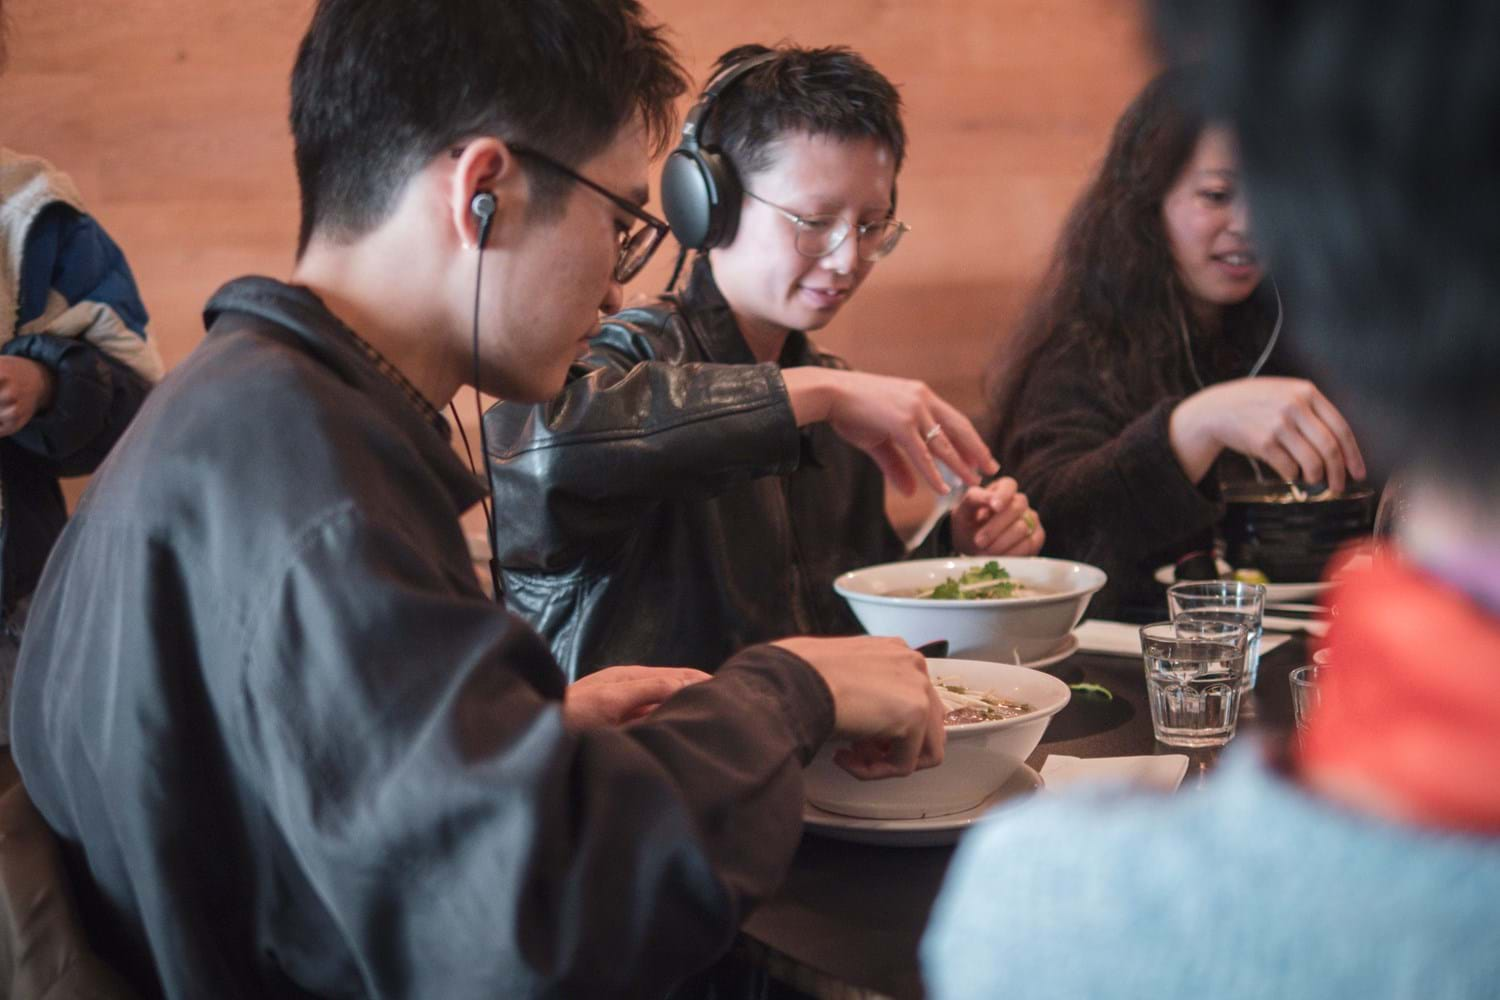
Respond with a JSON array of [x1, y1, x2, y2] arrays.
[[9, 3, 947, 997], [486, 44, 1046, 681]]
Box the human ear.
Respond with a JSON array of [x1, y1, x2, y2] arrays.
[[447, 138, 520, 250]]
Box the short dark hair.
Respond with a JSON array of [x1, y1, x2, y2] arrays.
[[701, 43, 907, 182], [290, 0, 688, 256], [1152, 1, 1500, 493]]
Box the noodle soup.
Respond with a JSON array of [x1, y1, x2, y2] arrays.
[[803, 659, 1071, 819], [934, 676, 1033, 726], [913, 561, 1054, 601], [834, 556, 1107, 664]]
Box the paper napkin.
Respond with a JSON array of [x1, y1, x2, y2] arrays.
[[1073, 619, 1295, 658], [1040, 753, 1190, 794]]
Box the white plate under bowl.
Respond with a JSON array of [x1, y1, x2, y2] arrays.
[[1153, 562, 1330, 603], [803, 764, 1043, 847], [1009, 633, 1079, 671]]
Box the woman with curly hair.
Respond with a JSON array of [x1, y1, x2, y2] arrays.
[[988, 67, 1365, 619]]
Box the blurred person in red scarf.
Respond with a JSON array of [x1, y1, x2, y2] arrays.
[[923, 3, 1500, 998]]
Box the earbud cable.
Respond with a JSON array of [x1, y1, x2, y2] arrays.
[[449, 216, 505, 602], [1178, 276, 1284, 483]]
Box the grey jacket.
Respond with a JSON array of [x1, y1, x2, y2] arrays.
[[12, 276, 835, 999], [486, 259, 944, 680]]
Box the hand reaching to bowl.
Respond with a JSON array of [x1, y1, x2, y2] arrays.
[[562, 665, 712, 729], [1169, 376, 1367, 492], [950, 476, 1046, 556], [771, 635, 946, 780], [781, 368, 999, 496]]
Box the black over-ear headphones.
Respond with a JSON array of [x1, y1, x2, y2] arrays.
[[660, 52, 778, 251]]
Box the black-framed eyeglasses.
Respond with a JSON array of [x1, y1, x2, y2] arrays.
[[449, 144, 669, 284], [743, 190, 910, 262]]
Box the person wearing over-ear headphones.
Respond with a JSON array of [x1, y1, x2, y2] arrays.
[[485, 43, 1045, 680], [8, 3, 949, 997]]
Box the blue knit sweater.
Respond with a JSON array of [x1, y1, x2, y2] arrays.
[[923, 743, 1500, 1000]]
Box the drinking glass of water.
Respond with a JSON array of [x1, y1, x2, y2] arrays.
[[1139, 620, 1250, 748], [1167, 580, 1266, 691]]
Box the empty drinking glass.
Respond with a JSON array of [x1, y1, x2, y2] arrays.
[[1168, 580, 1267, 691], [1289, 664, 1326, 732], [1373, 472, 1414, 565], [1140, 620, 1250, 748]]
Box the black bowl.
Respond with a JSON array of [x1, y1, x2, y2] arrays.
[[1221, 484, 1374, 582]]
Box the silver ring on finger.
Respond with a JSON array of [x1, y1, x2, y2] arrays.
[[923, 425, 944, 444]]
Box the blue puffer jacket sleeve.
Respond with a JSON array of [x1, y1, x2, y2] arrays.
[[4, 202, 155, 475]]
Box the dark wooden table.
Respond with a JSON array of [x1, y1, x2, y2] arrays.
[[738, 635, 1312, 1000]]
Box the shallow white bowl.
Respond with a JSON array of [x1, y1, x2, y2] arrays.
[[834, 556, 1107, 664], [803, 658, 1071, 820]]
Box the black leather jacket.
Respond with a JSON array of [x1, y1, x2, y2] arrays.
[[16, 277, 834, 997], [486, 259, 946, 679]]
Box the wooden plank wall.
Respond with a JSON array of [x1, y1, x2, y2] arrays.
[[2, 0, 1153, 528]]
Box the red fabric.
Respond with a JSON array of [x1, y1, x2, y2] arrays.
[[1298, 559, 1500, 834]]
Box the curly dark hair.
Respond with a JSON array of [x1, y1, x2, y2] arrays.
[[1152, 0, 1500, 494], [987, 67, 1277, 448]]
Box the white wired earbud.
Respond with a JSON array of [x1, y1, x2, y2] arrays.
[[1178, 275, 1283, 390], [1246, 276, 1283, 378]]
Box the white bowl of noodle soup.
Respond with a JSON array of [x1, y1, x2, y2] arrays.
[[803, 658, 1071, 820], [834, 556, 1107, 664]]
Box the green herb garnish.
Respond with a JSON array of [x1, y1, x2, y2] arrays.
[[1068, 682, 1114, 702], [930, 580, 962, 600], [923, 561, 1021, 599]]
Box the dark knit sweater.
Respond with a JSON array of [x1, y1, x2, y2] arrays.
[[995, 324, 1291, 620]]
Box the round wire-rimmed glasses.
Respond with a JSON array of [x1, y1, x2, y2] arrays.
[[744, 189, 910, 262]]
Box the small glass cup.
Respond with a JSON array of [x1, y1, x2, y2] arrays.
[[1373, 474, 1412, 548], [1289, 665, 1326, 732], [1371, 472, 1423, 573], [1140, 620, 1250, 748], [1168, 580, 1267, 691]]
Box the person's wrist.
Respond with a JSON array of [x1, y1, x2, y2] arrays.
[[1173, 389, 1219, 453], [784, 367, 832, 426], [1169, 390, 1223, 483]]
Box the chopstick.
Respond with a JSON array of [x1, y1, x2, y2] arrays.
[[1263, 602, 1325, 615]]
